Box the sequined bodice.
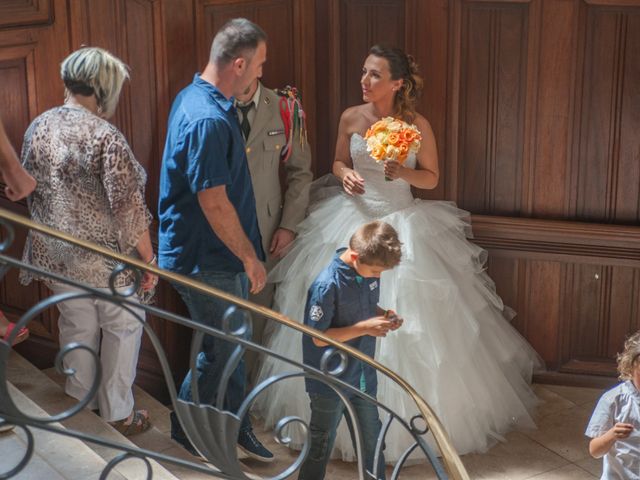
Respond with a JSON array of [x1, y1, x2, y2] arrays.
[[349, 134, 416, 217]]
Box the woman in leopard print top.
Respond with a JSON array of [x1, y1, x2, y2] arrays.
[[19, 47, 157, 435]]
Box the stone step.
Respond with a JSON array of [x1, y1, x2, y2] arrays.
[[42, 366, 296, 479], [1, 381, 126, 480], [43, 366, 225, 480], [6, 350, 187, 480]]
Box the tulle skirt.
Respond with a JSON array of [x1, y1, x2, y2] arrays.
[[255, 178, 543, 462]]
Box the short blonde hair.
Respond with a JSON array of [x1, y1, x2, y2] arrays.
[[349, 221, 402, 268], [617, 331, 640, 380], [60, 47, 129, 118]]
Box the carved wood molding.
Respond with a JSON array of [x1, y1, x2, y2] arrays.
[[584, 0, 640, 5], [0, 43, 39, 128], [0, 0, 53, 29], [471, 215, 640, 265]]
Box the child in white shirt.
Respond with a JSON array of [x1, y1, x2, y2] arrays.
[[585, 332, 640, 479]]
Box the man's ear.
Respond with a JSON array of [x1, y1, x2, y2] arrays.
[[232, 57, 246, 75], [350, 252, 359, 262]]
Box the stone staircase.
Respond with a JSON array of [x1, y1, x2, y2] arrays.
[[1, 383, 123, 480], [2, 350, 284, 479], [2, 350, 431, 479]]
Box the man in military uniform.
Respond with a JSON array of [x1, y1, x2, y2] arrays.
[[235, 78, 313, 378]]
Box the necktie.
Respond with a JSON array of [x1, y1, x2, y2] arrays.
[[237, 102, 253, 140]]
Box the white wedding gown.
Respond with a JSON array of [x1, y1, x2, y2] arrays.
[[255, 133, 543, 462]]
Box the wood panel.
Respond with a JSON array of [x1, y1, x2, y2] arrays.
[[454, 1, 530, 215], [475, 215, 640, 374], [0, 0, 53, 29], [527, 0, 575, 217], [1, 0, 640, 393], [570, 2, 640, 223], [448, 0, 640, 381], [0, 44, 38, 152], [408, 0, 449, 200]]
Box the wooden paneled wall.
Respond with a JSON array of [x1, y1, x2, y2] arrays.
[[1, 0, 639, 395]]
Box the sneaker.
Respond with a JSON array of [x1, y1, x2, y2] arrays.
[[237, 429, 274, 463]]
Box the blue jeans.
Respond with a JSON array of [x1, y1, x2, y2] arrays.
[[299, 393, 386, 480], [173, 270, 252, 436]]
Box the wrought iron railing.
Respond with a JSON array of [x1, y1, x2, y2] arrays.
[[0, 207, 470, 480]]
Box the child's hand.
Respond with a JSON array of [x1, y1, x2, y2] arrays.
[[611, 422, 634, 440], [359, 316, 394, 337], [384, 310, 404, 330]]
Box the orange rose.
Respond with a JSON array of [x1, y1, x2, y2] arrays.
[[398, 130, 411, 142], [371, 144, 386, 160], [398, 142, 409, 156], [403, 130, 417, 142], [387, 132, 400, 145], [372, 122, 386, 134]]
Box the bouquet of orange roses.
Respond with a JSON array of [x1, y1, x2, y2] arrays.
[[364, 117, 422, 180]]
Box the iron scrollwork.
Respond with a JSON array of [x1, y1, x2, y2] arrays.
[[0, 208, 469, 480]]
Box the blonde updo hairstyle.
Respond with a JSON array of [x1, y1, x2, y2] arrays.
[[369, 44, 423, 122], [617, 331, 640, 381], [61, 47, 129, 119]]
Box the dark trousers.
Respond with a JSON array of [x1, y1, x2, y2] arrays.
[[171, 270, 252, 442], [299, 393, 386, 480]]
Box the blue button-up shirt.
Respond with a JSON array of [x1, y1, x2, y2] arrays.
[[158, 74, 263, 274], [302, 249, 380, 398]]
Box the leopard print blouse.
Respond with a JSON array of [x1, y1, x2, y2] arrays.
[[20, 105, 152, 288]]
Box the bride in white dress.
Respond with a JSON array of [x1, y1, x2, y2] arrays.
[[256, 44, 543, 462]]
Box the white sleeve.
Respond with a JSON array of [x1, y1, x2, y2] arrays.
[[585, 391, 615, 438]]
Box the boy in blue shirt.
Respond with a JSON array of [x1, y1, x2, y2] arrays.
[[299, 220, 403, 480]]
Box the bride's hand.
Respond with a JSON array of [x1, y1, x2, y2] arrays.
[[383, 160, 403, 180], [341, 168, 365, 195]]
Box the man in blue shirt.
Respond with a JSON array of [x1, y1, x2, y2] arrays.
[[299, 221, 404, 480], [158, 18, 272, 461]]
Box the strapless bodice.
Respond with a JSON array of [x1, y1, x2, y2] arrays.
[[349, 134, 416, 217]]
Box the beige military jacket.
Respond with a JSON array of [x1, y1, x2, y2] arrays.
[[244, 84, 313, 256]]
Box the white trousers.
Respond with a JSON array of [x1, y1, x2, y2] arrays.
[[49, 283, 144, 422]]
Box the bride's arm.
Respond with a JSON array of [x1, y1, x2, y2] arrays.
[[384, 114, 439, 189], [332, 109, 365, 195]]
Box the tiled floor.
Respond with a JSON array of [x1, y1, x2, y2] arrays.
[[249, 383, 606, 479]]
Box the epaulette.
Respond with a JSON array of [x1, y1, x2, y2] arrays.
[[276, 85, 307, 162]]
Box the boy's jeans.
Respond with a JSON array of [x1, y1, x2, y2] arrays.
[[172, 270, 252, 439], [298, 393, 386, 480]]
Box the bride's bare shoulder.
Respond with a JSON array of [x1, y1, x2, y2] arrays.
[[412, 113, 435, 138], [339, 105, 368, 134]]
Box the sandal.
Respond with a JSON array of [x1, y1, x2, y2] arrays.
[[2, 322, 29, 347], [0, 417, 15, 433], [109, 410, 151, 437]]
